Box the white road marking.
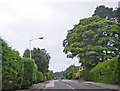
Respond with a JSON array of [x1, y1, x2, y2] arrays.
[[66, 83, 76, 91]]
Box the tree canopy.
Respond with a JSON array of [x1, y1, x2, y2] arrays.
[[23, 48, 50, 73], [63, 15, 120, 68], [65, 65, 78, 79], [93, 5, 120, 24]]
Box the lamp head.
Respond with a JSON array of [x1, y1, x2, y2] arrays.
[[39, 37, 43, 39]]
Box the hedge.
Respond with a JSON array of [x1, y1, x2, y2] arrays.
[[22, 58, 38, 87], [73, 70, 84, 79], [90, 56, 119, 84], [83, 56, 119, 84], [2, 41, 24, 89], [43, 73, 47, 81], [36, 72, 43, 83], [1, 38, 48, 90], [67, 72, 73, 79], [47, 71, 53, 80]]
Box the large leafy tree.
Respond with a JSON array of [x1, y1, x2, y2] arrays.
[[23, 48, 50, 73], [63, 15, 120, 69], [93, 5, 113, 20], [65, 65, 78, 79], [93, 5, 120, 24]]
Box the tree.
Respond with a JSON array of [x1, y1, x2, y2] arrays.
[[23, 49, 30, 58], [93, 5, 120, 56], [93, 5, 113, 20], [23, 48, 50, 73], [65, 65, 78, 79], [63, 15, 120, 69], [93, 5, 120, 24]]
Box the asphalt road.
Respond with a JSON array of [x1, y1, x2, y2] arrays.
[[42, 80, 116, 91]]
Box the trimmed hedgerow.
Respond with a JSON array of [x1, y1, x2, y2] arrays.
[[22, 58, 38, 87], [90, 56, 119, 84], [83, 56, 119, 84], [2, 41, 24, 89], [36, 72, 43, 83], [1, 38, 48, 90]]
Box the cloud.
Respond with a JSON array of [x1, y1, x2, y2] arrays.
[[0, 0, 55, 25], [0, 0, 118, 72]]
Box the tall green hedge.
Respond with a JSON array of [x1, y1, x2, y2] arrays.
[[1, 38, 48, 90], [43, 73, 47, 81], [90, 56, 119, 84], [83, 69, 92, 81], [2, 41, 24, 89], [36, 72, 43, 83], [47, 71, 53, 80], [22, 58, 38, 87], [83, 56, 119, 84]]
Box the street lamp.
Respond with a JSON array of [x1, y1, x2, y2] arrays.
[[29, 37, 43, 59]]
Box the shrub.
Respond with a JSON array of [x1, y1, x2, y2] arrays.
[[75, 70, 84, 79], [72, 73, 76, 79], [67, 72, 72, 79], [90, 56, 119, 84], [22, 58, 38, 87], [83, 69, 92, 81], [37, 72, 43, 82], [2, 41, 24, 89], [43, 73, 47, 81], [47, 71, 53, 80], [1, 38, 49, 90]]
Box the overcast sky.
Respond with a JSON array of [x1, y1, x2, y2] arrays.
[[0, 0, 119, 72]]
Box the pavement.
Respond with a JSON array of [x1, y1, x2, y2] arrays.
[[43, 79, 119, 91], [15, 80, 51, 91], [77, 80, 120, 91], [15, 79, 120, 91]]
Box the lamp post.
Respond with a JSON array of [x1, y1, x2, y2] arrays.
[[29, 37, 43, 59]]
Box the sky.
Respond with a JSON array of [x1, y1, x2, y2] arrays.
[[0, 0, 119, 72]]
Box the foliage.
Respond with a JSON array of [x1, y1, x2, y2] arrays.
[[83, 69, 92, 81], [90, 56, 119, 84], [74, 70, 84, 79], [22, 58, 38, 87], [2, 40, 24, 89], [23, 48, 50, 73], [53, 71, 65, 79], [0, 38, 2, 88], [1, 38, 49, 90], [93, 5, 120, 24], [93, 5, 113, 20], [23, 49, 30, 58], [63, 15, 120, 69], [36, 72, 43, 83], [65, 65, 78, 79], [66, 72, 72, 79], [43, 73, 47, 81], [83, 56, 119, 84], [47, 70, 53, 80]]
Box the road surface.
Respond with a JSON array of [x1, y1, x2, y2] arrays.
[[43, 79, 117, 91]]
